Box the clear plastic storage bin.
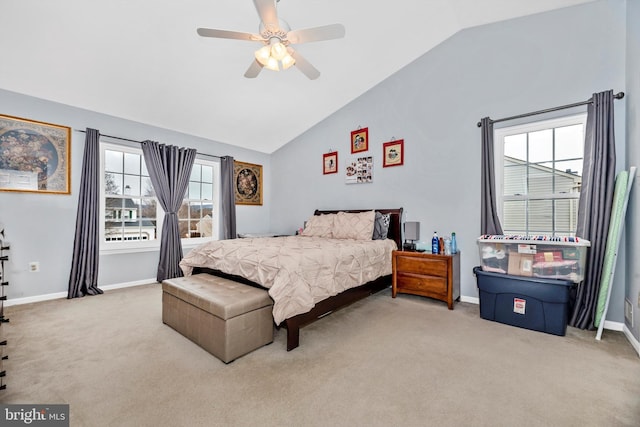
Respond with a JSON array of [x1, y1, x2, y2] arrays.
[[477, 235, 590, 283]]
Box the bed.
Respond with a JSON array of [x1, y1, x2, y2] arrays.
[[179, 208, 403, 350]]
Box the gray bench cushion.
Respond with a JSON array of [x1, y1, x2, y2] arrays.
[[162, 274, 272, 320]]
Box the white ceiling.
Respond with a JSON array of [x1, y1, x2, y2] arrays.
[[0, 0, 594, 153]]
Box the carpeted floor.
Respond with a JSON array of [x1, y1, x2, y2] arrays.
[[1, 283, 639, 427]]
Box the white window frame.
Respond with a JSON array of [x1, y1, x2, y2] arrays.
[[100, 142, 220, 254], [181, 157, 221, 248], [101, 142, 158, 253], [494, 113, 587, 236]]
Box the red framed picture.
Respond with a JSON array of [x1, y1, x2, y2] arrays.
[[382, 139, 404, 167], [323, 152, 338, 174], [350, 127, 368, 154]]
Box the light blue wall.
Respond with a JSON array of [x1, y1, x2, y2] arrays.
[[271, 0, 629, 321], [0, 89, 271, 299], [625, 0, 640, 340]]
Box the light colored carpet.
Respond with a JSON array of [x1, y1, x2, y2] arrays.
[[2, 283, 639, 427]]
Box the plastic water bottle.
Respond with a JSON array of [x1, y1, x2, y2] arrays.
[[451, 232, 457, 254], [444, 237, 452, 255], [431, 232, 439, 254]]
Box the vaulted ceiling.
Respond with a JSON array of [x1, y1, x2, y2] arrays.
[[0, 0, 594, 153]]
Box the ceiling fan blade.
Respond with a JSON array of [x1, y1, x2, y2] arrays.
[[288, 48, 320, 80], [253, 0, 280, 32], [287, 24, 346, 44], [244, 59, 264, 78], [197, 28, 262, 41]]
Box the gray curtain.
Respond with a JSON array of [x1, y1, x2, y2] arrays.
[[142, 141, 197, 282], [68, 128, 103, 298], [480, 117, 504, 235], [570, 90, 617, 329], [220, 156, 237, 239]]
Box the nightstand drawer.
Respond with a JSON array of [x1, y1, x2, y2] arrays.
[[395, 255, 447, 277], [396, 273, 447, 295], [392, 250, 460, 309]]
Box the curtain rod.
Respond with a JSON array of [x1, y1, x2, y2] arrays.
[[476, 91, 625, 127], [74, 129, 222, 159]]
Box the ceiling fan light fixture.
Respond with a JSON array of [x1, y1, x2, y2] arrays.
[[281, 54, 295, 70], [255, 39, 292, 72], [254, 45, 272, 66], [270, 41, 288, 61], [264, 56, 280, 71]]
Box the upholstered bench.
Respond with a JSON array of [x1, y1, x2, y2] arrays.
[[162, 274, 274, 363]]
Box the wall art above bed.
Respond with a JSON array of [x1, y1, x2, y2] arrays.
[[345, 156, 373, 184], [350, 127, 368, 154], [383, 139, 404, 167], [233, 160, 262, 205], [323, 151, 338, 175]]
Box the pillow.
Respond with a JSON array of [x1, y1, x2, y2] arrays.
[[332, 210, 376, 240], [301, 213, 335, 238], [372, 212, 391, 240]]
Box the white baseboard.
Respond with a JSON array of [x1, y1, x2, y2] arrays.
[[460, 295, 480, 305], [602, 320, 624, 332], [623, 326, 640, 358], [100, 279, 158, 292], [5, 291, 68, 306], [4, 278, 157, 307]]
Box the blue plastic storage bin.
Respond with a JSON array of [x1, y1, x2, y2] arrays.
[[473, 266, 573, 336]]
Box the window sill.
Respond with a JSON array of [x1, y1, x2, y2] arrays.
[[100, 238, 216, 255], [100, 245, 160, 255]]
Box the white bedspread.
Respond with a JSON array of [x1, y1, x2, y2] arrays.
[[179, 236, 397, 325]]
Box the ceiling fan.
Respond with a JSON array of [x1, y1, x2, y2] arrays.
[[197, 0, 345, 80]]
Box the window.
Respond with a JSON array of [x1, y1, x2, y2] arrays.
[[178, 163, 215, 239], [103, 146, 157, 244], [494, 114, 586, 237], [101, 143, 219, 251]]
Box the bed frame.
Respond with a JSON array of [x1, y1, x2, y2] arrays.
[[195, 207, 403, 351]]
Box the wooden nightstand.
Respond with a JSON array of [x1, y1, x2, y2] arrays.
[[392, 250, 460, 309]]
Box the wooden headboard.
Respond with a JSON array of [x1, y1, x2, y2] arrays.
[[313, 208, 404, 249]]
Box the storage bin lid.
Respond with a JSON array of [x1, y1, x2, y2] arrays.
[[477, 235, 590, 247]]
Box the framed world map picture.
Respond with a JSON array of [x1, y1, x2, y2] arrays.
[[0, 114, 71, 194], [233, 160, 263, 205]]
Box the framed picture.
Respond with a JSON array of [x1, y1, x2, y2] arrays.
[[0, 114, 71, 194], [345, 156, 373, 184], [350, 127, 368, 154], [383, 139, 404, 167], [323, 152, 338, 175], [233, 160, 263, 205]]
